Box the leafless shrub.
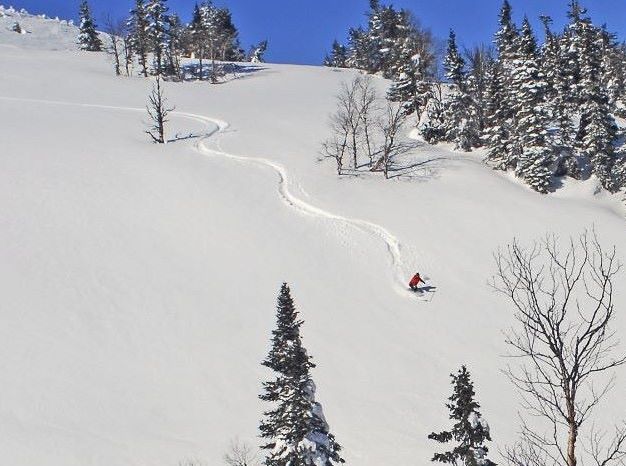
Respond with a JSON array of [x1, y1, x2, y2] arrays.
[[224, 438, 259, 466]]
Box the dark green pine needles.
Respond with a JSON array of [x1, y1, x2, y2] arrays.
[[429, 366, 496, 466], [259, 283, 344, 466]]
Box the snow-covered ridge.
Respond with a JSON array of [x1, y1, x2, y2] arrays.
[[0, 4, 78, 50]]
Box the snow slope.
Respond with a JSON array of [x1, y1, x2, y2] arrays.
[[0, 5, 78, 50], [1, 13, 625, 466]]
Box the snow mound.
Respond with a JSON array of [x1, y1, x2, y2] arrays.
[[0, 5, 78, 50]]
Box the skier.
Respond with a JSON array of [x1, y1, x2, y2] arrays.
[[409, 272, 425, 291]]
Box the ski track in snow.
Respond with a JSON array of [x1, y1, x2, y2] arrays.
[[0, 95, 426, 301]]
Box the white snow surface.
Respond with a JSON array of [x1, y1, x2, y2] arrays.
[[0, 4, 77, 50], [1, 12, 626, 466]]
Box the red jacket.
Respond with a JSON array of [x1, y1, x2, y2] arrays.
[[409, 273, 424, 287]]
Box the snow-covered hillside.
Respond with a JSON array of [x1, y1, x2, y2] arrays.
[[0, 5, 78, 50], [1, 11, 625, 466]]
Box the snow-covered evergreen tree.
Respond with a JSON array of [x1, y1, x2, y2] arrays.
[[444, 30, 465, 88], [612, 158, 626, 191], [199, 2, 220, 80], [483, 62, 513, 169], [188, 2, 206, 79], [444, 95, 482, 151], [494, 0, 518, 65], [491, 0, 518, 144], [346, 27, 372, 71], [421, 84, 448, 144], [540, 16, 576, 153], [464, 47, 493, 141], [387, 35, 431, 125], [339, 1, 435, 79], [164, 13, 184, 78], [576, 17, 619, 191], [187, 0, 243, 73], [212, 7, 243, 61], [259, 284, 344, 466], [428, 366, 496, 466], [439, 29, 481, 151], [249, 40, 268, 63], [324, 40, 348, 68], [599, 27, 626, 111], [78, 0, 102, 52], [510, 18, 554, 193], [146, 0, 169, 75], [128, 0, 150, 76]]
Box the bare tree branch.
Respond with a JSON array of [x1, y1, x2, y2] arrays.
[[224, 438, 259, 466], [146, 75, 174, 144], [493, 230, 625, 466]]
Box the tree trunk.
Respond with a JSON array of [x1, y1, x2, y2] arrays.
[[140, 53, 148, 77], [567, 409, 577, 466]]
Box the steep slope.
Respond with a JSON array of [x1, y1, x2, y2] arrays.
[[1, 13, 625, 466]]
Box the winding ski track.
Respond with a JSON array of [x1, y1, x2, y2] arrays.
[[0, 95, 421, 299]]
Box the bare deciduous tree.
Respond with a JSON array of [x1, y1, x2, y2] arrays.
[[322, 134, 348, 175], [122, 29, 133, 77], [223, 438, 259, 466], [492, 230, 626, 466], [322, 75, 415, 178], [372, 101, 412, 179], [322, 77, 362, 174], [146, 75, 174, 144], [356, 75, 378, 166], [343, 77, 364, 169], [103, 15, 124, 77]]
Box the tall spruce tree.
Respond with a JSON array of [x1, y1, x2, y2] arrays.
[[164, 13, 184, 78], [441, 29, 480, 150], [444, 30, 465, 89], [387, 35, 431, 125], [188, 2, 206, 79], [78, 0, 102, 52], [128, 0, 150, 76], [146, 0, 169, 75], [429, 366, 496, 466], [494, 0, 518, 65], [346, 27, 371, 70], [259, 284, 344, 466], [492, 0, 518, 149], [540, 16, 577, 157], [576, 18, 619, 191], [510, 18, 554, 193], [213, 7, 243, 61], [599, 27, 626, 110], [483, 62, 513, 169]]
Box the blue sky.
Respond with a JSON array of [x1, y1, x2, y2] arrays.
[[9, 0, 626, 64]]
